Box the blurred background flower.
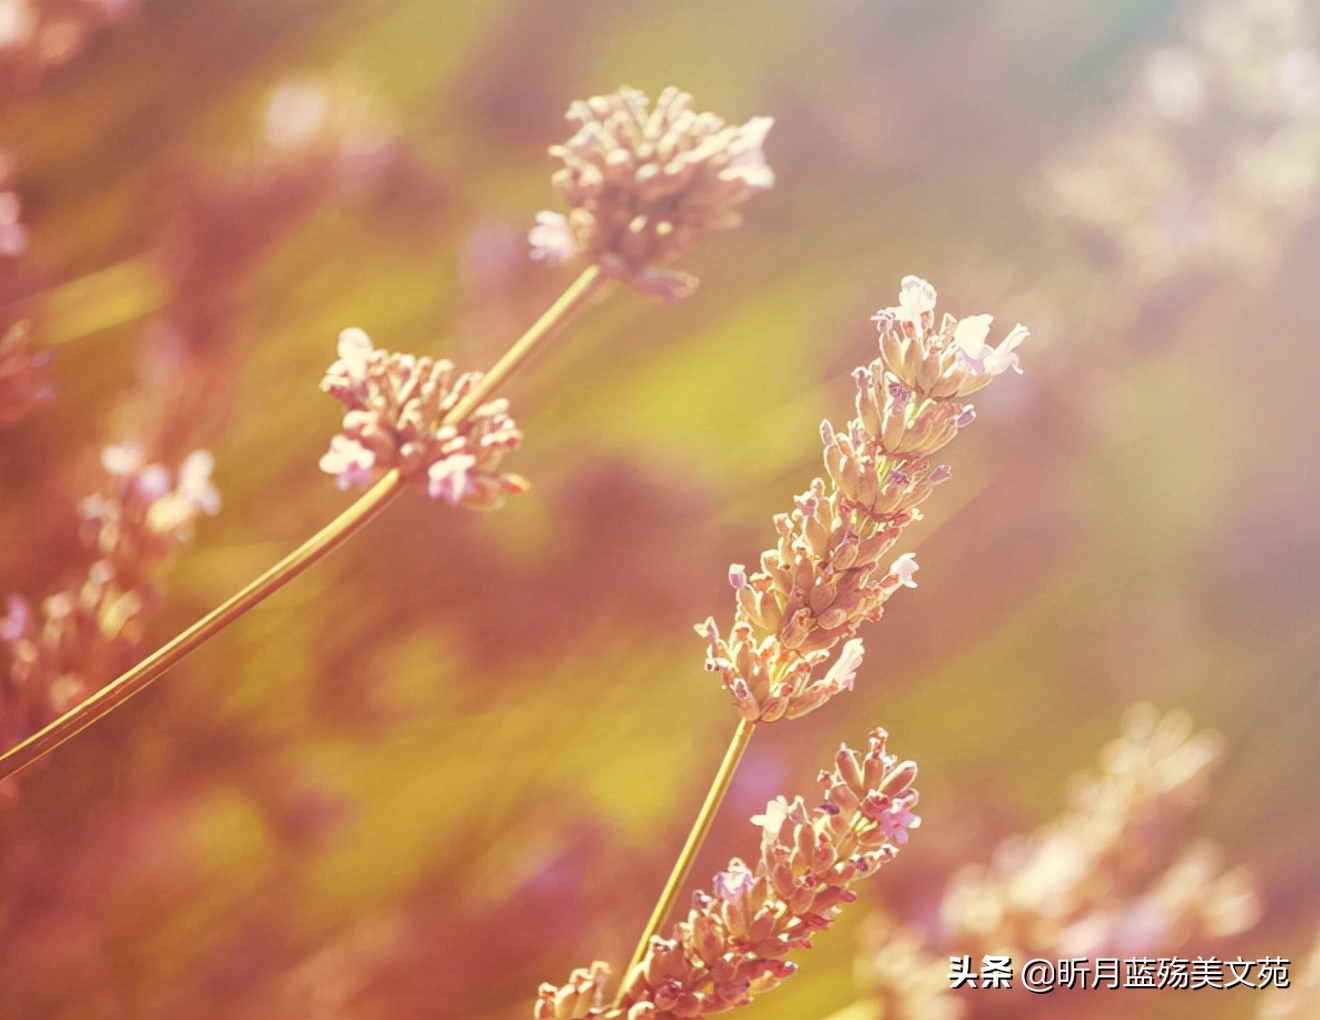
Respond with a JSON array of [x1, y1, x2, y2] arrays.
[[1, 2, 1317, 1019]]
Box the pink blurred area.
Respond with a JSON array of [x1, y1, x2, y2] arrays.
[[2, 1, 1318, 1018]]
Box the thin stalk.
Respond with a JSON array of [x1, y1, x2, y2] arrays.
[[0, 265, 608, 782], [618, 717, 758, 996], [446, 264, 603, 424], [0, 469, 403, 781]]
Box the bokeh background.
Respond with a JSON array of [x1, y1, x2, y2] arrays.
[[2, 1, 1319, 1018]]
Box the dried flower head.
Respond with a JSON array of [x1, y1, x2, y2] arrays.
[[319, 328, 529, 510], [0, 319, 53, 426], [1, 444, 218, 767], [535, 729, 919, 1019], [530, 86, 774, 300], [697, 277, 1028, 723]]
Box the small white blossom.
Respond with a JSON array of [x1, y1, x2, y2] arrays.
[[427, 452, 478, 505], [319, 435, 376, 490], [890, 552, 920, 589], [897, 275, 937, 329], [102, 443, 145, 477], [528, 211, 579, 264], [712, 858, 756, 904], [178, 450, 221, 516], [336, 327, 373, 381], [823, 638, 866, 694], [751, 795, 798, 840], [953, 316, 1029, 377]]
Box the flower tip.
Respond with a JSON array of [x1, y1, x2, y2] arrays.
[[890, 552, 919, 589], [178, 449, 221, 515], [899, 274, 936, 300], [694, 616, 719, 640], [952, 313, 994, 355], [823, 637, 866, 693], [712, 859, 756, 904], [101, 442, 144, 476], [528, 210, 579, 264], [335, 327, 375, 381], [426, 452, 478, 506], [181, 448, 214, 474], [895, 275, 938, 328], [743, 115, 774, 142], [337, 326, 371, 353], [997, 323, 1030, 375]]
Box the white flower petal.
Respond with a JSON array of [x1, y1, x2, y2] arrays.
[[823, 638, 866, 693], [337, 328, 373, 380], [952, 314, 995, 357], [985, 324, 1030, 376], [102, 443, 144, 476], [890, 552, 920, 589], [528, 211, 579, 264], [898, 276, 937, 324]]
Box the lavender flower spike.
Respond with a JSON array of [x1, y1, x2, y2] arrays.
[[699, 278, 1028, 724], [537, 729, 921, 1019], [531, 86, 774, 300], [319, 328, 529, 510]]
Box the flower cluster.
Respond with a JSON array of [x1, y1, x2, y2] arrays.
[[837, 706, 1259, 1020], [0, 444, 218, 770], [1045, 0, 1320, 288], [535, 729, 920, 1019], [530, 86, 774, 300], [697, 277, 1027, 723], [939, 705, 1258, 960], [0, 319, 51, 426], [319, 328, 529, 509]]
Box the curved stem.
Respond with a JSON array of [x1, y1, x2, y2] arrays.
[[618, 717, 758, 997], [0, 470, 404, 782], [0, 265, 609, 782], [446, 264, 603, 424]]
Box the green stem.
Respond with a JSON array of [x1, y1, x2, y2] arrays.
[[0, 265, 608, 782], [618, 717, 758, 998]]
